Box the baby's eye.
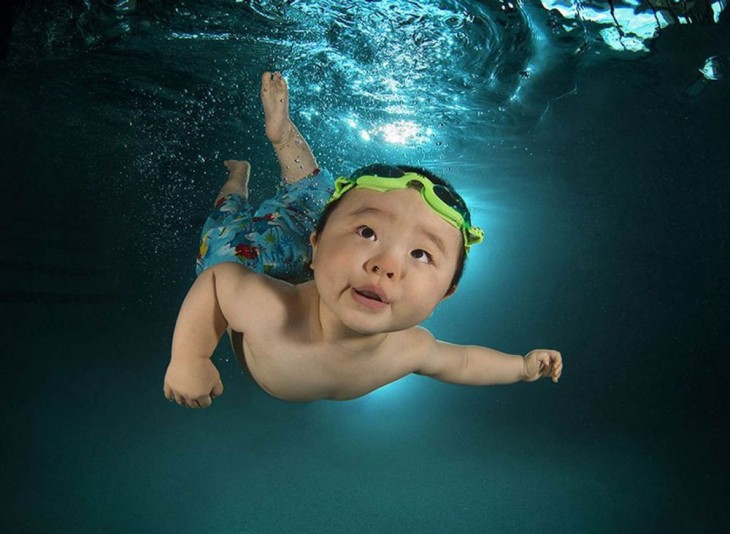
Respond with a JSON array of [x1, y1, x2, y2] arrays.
[[411, 249, 433, 264], [356, 226, 377, 240]]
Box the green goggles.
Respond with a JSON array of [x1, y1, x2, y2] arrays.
[[328, 171, 484, 251]]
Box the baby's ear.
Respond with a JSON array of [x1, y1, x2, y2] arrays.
[[442, 284, 458, 300]]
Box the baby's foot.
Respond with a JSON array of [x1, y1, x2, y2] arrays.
[[261, 71, 294, 146], [224, 160, 250, 184], [216, 160, 250, 203]]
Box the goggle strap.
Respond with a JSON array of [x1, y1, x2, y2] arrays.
[[329, 174, 485, 251]]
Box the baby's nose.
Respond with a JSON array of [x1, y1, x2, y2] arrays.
[[371, 265, 394, 279], [368, 255, 401, 280]]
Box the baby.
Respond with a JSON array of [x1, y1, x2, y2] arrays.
[[164, 72, 563, 408]]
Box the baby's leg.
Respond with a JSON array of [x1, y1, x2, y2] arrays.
[[214, 160, 250, 206], [261, 71, 318, 184]]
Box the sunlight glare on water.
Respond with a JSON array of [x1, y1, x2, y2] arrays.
[[244, 0, 540, 156]]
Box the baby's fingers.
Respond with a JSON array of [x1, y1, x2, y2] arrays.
[[534, 350, 563, 383], [213, 380, 224, 398], [175, 393, 213, 409], [192, 381, 224, 409], [194, 394, 214, 409], [162, 381, 181, 403], [188, 384, 224, 409], [549, 353, 563, 383], [551, 364, 563, 382], [188, 397, 206, 409], [165, 388, 198, 408]]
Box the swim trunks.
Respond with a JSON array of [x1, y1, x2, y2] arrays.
[[195, 169, 334, 283]]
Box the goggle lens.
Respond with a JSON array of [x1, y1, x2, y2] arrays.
[[432, 185, 471, 225]]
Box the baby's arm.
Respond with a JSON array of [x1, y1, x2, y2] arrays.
[[414, 328, 562, 386], [164, 263, 255, 408]]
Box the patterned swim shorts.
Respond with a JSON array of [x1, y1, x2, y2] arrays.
[[195, 169, 334, 283]]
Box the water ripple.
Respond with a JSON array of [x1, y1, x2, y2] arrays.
[[3, 0, 725, 163]]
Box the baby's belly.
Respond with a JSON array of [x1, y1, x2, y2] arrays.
[[233, 335, 324, 401], [236, 335, 391, 402]]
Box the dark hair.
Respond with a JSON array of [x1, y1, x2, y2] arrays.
[[314, 164, 469, 292]]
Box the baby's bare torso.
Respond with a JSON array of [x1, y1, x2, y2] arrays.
[[229, 281, 424, 402]]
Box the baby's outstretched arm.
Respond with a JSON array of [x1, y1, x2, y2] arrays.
[[414, 329, 563, 386]]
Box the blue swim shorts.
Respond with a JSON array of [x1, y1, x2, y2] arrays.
[[195, 169, 334, 283]]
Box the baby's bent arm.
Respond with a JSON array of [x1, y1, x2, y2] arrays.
[[171, 263, 256, 361], [170, 267, 229, 362], [165, 267, 229, 408], [165, 264, 259, 407]]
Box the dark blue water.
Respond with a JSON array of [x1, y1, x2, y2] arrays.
[[1, 1, 728, 532]]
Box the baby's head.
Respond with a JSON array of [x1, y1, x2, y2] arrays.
[[314, 163, 483, 293]]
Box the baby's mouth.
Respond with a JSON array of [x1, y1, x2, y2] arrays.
[[356, 290, 382, 302], [353, 286, 390, 304]]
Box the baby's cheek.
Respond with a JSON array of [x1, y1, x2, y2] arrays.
[[415, 296, 441, 320]]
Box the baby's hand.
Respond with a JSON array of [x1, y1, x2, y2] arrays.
[[164, 358, 224, 408], [522, 349, 563, 383]]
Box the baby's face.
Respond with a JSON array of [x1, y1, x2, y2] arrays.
[[310, 187, 462, 335]]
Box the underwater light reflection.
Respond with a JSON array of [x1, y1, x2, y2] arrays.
[[342, 115, 433, 146], [379, 121, 429, 145]]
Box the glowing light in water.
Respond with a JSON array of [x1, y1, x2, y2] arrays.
[[342, 115, 433, 145], [379, 121, 423, 145]]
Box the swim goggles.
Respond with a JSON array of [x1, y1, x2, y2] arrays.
[[328, 169, 484, 251]]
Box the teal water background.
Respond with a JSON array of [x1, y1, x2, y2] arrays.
[[1, 1, 728, 532]]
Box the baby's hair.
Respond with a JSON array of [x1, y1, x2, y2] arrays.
[[313, 164, 469, 292]]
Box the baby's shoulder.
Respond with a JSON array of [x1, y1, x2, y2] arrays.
[[386, 326, 437, 355], [377, 327, 439, 375], [209, 263, 304, 328], [212, 263, 287, 298], [245, 271, 309, 313]]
